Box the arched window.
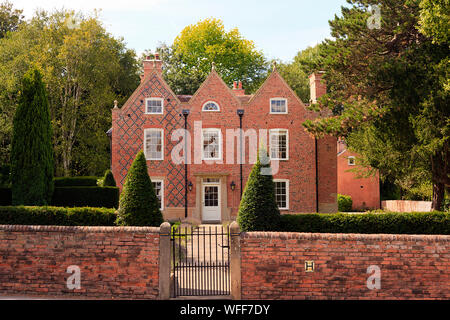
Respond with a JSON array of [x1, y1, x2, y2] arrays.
[[202, 101, 220, 112]]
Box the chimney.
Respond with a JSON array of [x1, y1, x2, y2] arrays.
[[232, 80, 246, 96], [142, 53, 163, 80], [309, 71, 326, 103]]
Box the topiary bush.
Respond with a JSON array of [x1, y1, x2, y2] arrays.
[[102, 170, 116, 187], [338, 194, 353, 212], [0, 206, 117, 226], [279, 211, 449, 235], [10, 68, 54, 206], [116, 151, 163, 226], [237, 147, 281, 231]]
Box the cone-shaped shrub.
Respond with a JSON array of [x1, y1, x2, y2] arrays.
[[116, 151, 163, 226], [102, 169, 116, 187], [237, 147, 281, 231], [11, 68, 54, 205]]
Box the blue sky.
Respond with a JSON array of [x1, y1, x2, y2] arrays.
[[15, 0, 348, 62]]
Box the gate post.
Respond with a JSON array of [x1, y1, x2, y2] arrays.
[[229, 221, 241, 300], [159, 222, 171, 300]]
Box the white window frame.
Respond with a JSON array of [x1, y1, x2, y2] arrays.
[[348, 156, 356, 166], [269, 129, 289, 160], [270, 98, 288, 114], [144, 128, 164, 160], [145, 97, 164, 114], [201, 128, 222, 161], [274, 179, 289, 210], [151, 179, 164, 210], [202, 101, 220, 112]]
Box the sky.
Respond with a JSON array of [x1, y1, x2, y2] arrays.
[[13, 0, 349, 62]]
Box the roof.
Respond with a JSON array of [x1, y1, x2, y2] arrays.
[[177, 95, 192, 103]]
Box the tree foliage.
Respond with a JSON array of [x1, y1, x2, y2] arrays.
[[153, 18, 268, 95], [302, 0, 449, 210], [10, 68, 54, 205], [116, 151, 163, 226], [0, 9, 140, 177], [0, 1, 23, 38], [237, 147, 281, 231]]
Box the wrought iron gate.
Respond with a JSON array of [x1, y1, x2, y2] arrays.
[[171, 225, 230, 297]]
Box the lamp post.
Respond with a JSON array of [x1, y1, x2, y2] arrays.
[[182, 109, 190, 218], [237, 109, 244, 198]]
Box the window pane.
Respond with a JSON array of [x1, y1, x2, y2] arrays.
[[274, 181, 287, 209], [146, 130, 163, 159], [147, 99, 162, 113], [152, 181, 162, 209], [203, 130, 220, 159], [203, 102, 219, 111], [270, 131, 287, 159], [271, 99, 286, 113]]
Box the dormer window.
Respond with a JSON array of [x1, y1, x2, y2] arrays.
[[270, 98, 287, 114], [145, 97, 164, 114], [202, 101, 220, 112]]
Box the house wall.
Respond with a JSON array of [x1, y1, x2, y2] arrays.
[[0, 225, 160, 299], [240, 231, 450, 300], [337, 149, 380, 210]]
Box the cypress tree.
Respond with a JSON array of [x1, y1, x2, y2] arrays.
[[102, 169, 116, 187], [116, 151, 163, 226], [237, 146, 281, 231], [11, 68, 54, 205]]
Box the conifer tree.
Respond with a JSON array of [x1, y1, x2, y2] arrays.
[[237, 147, 281, 231], [11, 67, 54, 205], [116, 151, 163, 226]]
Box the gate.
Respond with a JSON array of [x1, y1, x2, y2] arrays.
[[171, 225, 230, 297]]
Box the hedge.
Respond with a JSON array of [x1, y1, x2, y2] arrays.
[[338, 194, 353, 212], [280, 211, 450, 235], [0, 206, 117, 226], [53, 176, 98, 187], [0, 187, 12, 206], [51, 186, 119, 208]]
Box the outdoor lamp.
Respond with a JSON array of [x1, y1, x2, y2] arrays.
[[230, 181, 236, 191], [188, 181, 193, 191]]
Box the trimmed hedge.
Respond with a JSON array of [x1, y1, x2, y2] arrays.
[[280, 211, 450, 235], [338, 194, 353, 212], [0, 187, 12, 206], [51, 187, 119, 208], [0, 206, 117, 226], [53, 176, 98, 187]]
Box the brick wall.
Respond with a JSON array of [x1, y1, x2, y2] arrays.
[[241, 231, 450, 299], [0, 225, 160, 299]]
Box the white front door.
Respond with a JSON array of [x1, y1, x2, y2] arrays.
[[202, 184, 221, 222]]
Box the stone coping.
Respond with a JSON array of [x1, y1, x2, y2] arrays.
[[0, 224, 160, 234]]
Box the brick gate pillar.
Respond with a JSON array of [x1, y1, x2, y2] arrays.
[[158, 222, 171, 299], [230, 221, 241, 300]]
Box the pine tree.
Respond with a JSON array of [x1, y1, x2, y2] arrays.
[[10, 67, 54, 205], [116, 151, 163, 226], [102, 169, 116, 187], [237, 147, 281, 231]]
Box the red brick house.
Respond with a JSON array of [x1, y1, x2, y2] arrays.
[[337, 139, 380, 210], [110, 55, 337, 223]]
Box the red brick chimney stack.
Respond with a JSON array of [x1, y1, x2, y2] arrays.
[[232, 80, 245, 96], [142, 53, 163, 81], [309, 71, 326, 103]]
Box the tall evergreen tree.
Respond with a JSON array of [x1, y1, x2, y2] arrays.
[[116, 151, 163, 226], [237, 147, 281, 231], [11, 67, 54, 205]]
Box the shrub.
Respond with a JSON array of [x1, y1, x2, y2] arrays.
[[237, 147, 281, 231], [53, 176, 98, 187], [102, 170, 116, 187], [280, 211, 449, 235], [0, 187, 12, 206], [51, 186, 119, 208], [0, 206, 117, 226], [11, 68, 54, 205], [116, 151, 163, 226], [338, 194, 353, 212]]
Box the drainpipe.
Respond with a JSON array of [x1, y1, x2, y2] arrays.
[[182, 109, 190, 218], [315, 137, 319, 212], [237, 109, 245, 198]]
